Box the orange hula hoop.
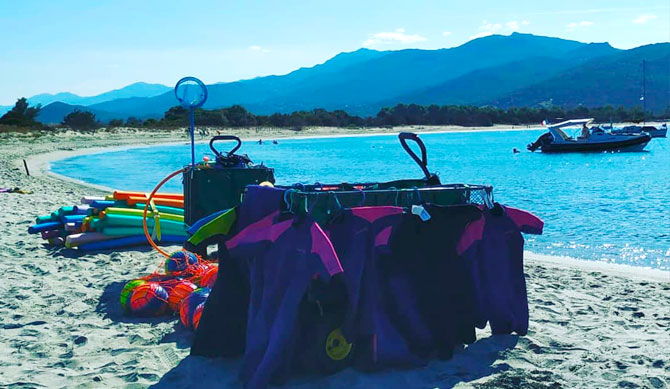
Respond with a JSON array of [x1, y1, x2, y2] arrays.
[[142, 167, 188, 258]]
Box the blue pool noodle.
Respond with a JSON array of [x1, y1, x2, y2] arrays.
[[78, 234, 185, 251], [61, 214, 87, 223], [90, 200, 116, 209], [28, 221, 62, 234]]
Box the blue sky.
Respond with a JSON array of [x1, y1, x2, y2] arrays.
[[0, 0, 668, 105]]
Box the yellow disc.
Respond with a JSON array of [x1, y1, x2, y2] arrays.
[[325, 328, 352, 361], [259, 181, 274, 187]]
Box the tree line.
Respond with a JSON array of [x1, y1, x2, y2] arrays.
[[1, 97, 668, 131], [142, 104, 669, 129]]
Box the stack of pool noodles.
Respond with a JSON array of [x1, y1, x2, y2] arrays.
[[119, 250, 218, 331], [27, 190, 188, 251]]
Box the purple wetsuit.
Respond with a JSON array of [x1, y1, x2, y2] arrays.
[[457, 204, 543, 335], [324, 206, 429, 370], [224, 211, 343, 388], [386, 204, 484, 359]]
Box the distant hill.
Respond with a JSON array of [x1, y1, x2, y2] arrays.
[[241, 33, 599, 115], [85, 48, 393, 118], [36, 102, 125, 124], [377, 42, 620, 110], [21, 33, 669, 124], [85, 33, 614, 120], [26, 82, 170, 108], [489, 43, 670, 112]]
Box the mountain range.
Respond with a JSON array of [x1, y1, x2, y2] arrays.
[[3, 33, 668, 124], [0, 82, 171, 119]]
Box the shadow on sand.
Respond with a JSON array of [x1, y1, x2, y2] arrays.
[[46, 243, 157, 259], [96, 279, 195, 351], [151, 334, 519, 388], [96, 280, 169, 325]]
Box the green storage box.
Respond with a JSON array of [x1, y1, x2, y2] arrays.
[[183, 136, 275, 225]]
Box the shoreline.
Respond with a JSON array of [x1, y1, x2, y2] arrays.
[[525, 252, 668, 282], [29, 124, 539, 200], [29, 123, 541, 171], [24, 130, 669, 281]]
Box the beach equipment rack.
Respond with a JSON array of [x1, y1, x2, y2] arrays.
[[276, 132, 493, 223]]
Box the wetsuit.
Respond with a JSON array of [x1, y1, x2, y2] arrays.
[[457, 204, 543, 335], [213, 210, 342, 388], [324, 206, 430, 370], [386, 204, 483, 359]]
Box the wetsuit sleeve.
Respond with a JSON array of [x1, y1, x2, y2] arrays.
[[225, 211, 288, 251], [503, 206, 544, 235], [457, 215, 485, 255], [309, 222, 343, 278]]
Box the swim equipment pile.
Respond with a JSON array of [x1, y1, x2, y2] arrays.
[[27, 190, 188, 251]]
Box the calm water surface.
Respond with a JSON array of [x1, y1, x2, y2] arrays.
[[52, 129, 670, 270]]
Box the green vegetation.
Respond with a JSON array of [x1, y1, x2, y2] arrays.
[[125, 117, 141, 127], [0, 98, 42, 127], [151, 103, 664, 129], [1, 101, 667, 133], [108, 119, 124, 128], [62, 109, 99, 130]]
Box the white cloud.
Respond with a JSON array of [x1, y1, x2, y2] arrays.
[[363, 28, 427, 47], [633, 14, 657, 24], [248, 45, 270, 53], [481, 21, 503, 32], [566, 21, 594, 31], [527, 6, 670, 16], [470, 31, 495, 40], [505, 21, 519, 30], [469, 19, 526, 40], [442, 31, 452, 37]]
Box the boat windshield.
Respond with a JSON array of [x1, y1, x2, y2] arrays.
[[554, 127, 572, 140]]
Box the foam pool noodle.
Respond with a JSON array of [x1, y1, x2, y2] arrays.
[[77, 234, 185, 251], [104, 207, 184, 222]]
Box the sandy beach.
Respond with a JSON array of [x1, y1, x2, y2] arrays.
[[0, 126, 668, 388]]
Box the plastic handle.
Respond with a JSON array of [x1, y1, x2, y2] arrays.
[[209, 135, 242, 158], [398, 132, 431, 180]]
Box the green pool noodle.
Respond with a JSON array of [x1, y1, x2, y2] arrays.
[[105, 207, 184, 222], [35, 215, 54, 224], [100, 214, 186, 231], [133, 203, 184, 216], [101, 214, 185, 229], [102, 226, 187, 237], [57, 206, 76, 217]]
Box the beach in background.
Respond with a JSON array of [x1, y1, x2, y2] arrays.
[[1, 127, 668, 388]]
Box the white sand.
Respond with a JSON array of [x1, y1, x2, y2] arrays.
[[0, 127, 668, 388]]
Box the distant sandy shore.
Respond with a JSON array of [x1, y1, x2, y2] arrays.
[[0, 127, 668, 388]]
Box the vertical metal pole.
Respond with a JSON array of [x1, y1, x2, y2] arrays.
[[190, 106, 195, 168], [642, 60, 646, 125]]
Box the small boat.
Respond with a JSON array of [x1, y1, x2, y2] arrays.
[[607, 60, 669, 139], [527, 118, 652, 153], [610, 124, 667, 138]]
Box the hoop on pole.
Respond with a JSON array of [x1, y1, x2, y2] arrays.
[[174, 77, 208, 168]]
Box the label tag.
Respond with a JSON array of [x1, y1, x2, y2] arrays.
[[411, 205, 431, 222]]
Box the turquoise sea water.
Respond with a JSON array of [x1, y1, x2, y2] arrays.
[[51, 130, 670, 270]]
